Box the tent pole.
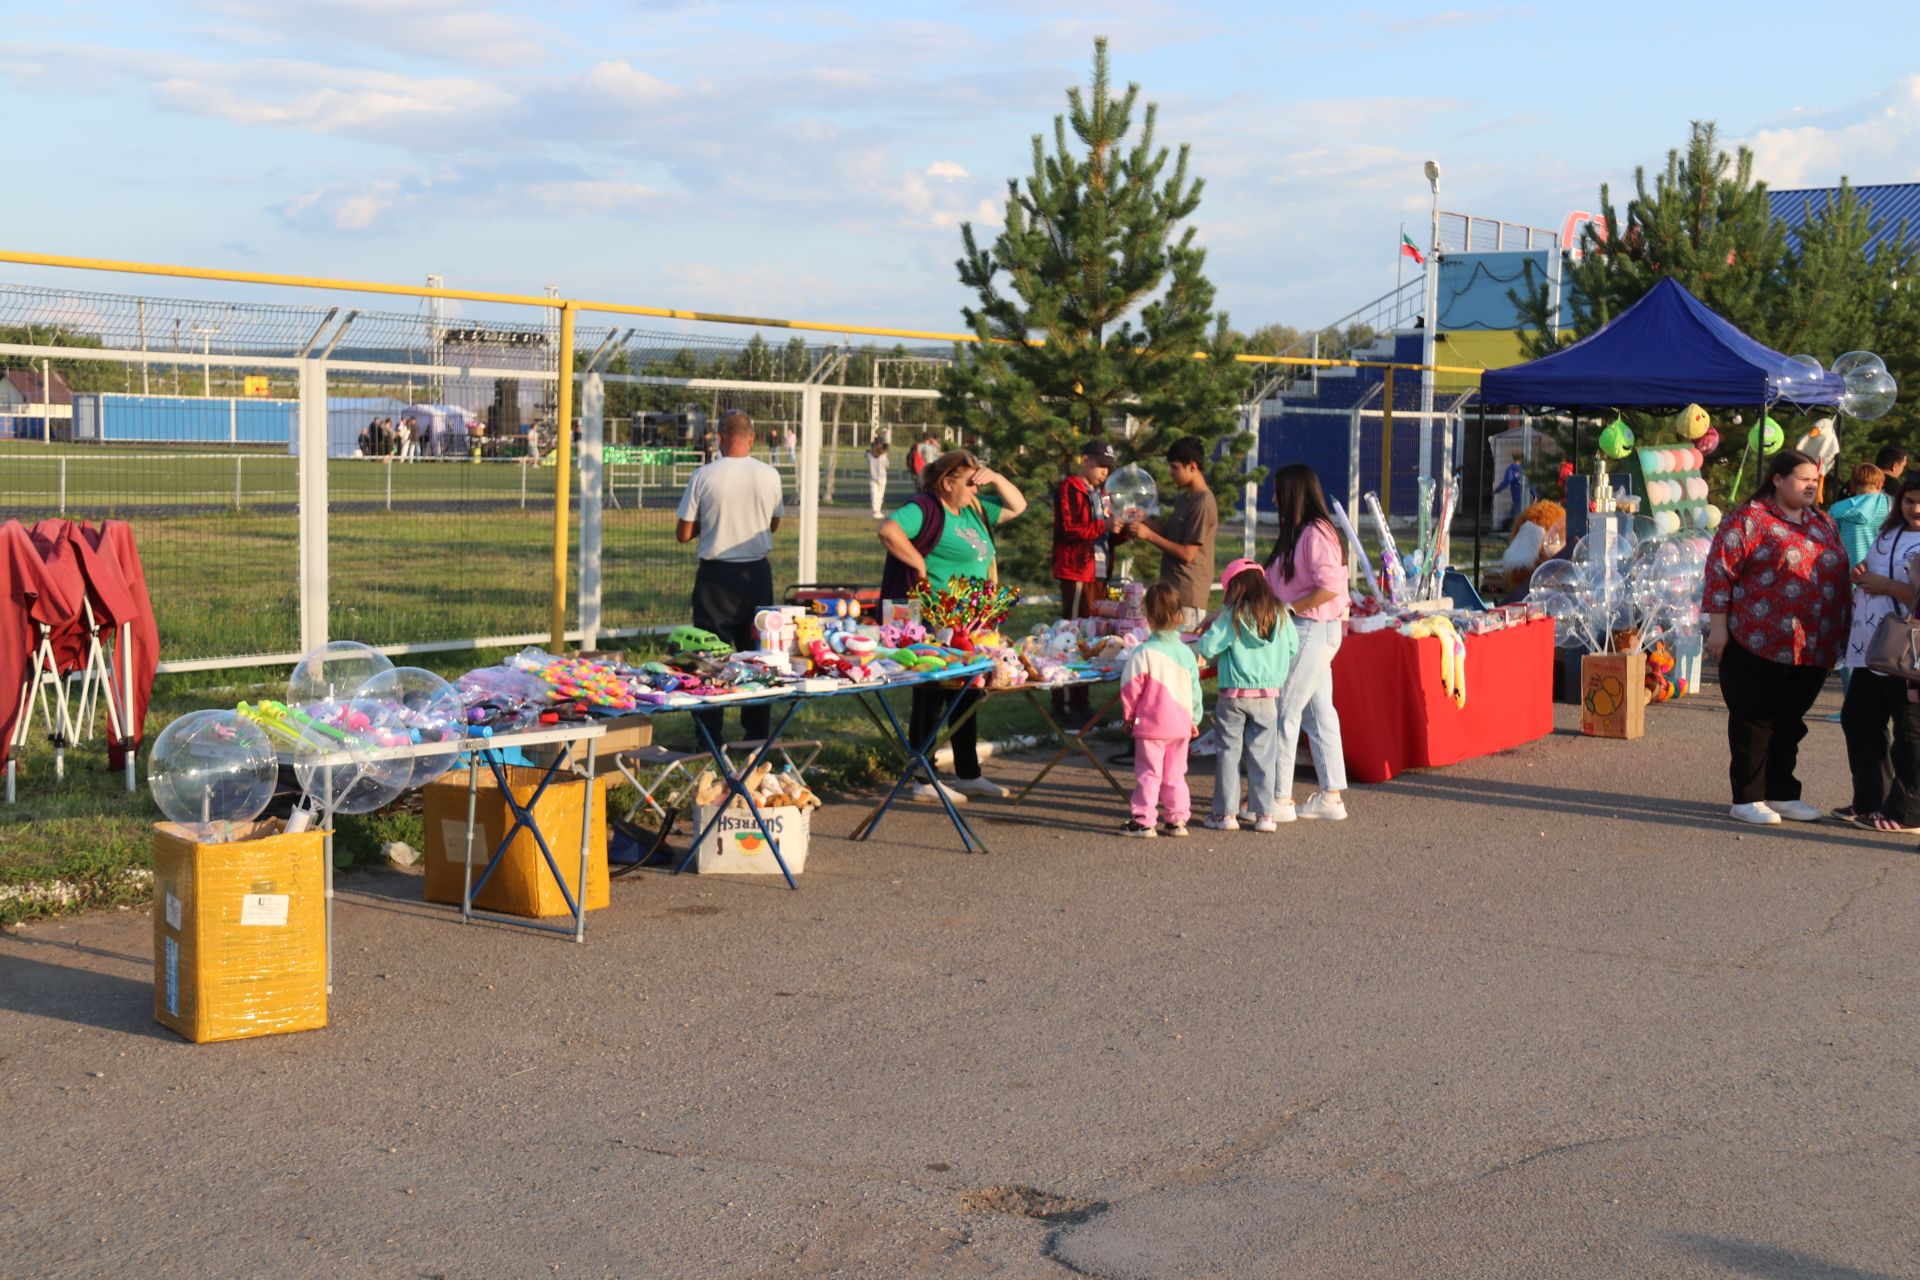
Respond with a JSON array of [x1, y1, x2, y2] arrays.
[[1473, 399, 1488, 582]]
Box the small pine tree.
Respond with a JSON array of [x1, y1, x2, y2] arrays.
[[938, 38, 1254, 584]]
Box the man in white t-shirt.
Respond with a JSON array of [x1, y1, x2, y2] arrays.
[[676, 408, 786, 741]]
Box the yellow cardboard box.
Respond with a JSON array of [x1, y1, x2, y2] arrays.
[[151, 819, 328, 1044], [422, 765, 608, 917], [1580, 651, 1647, 739]]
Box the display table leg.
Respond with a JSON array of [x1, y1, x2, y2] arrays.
[[849, 683, 989, 854], [671, 699, 803, 889], [1012, 683, 1126, 804]]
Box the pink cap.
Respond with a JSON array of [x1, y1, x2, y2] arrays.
[[1220, 557, 1263, 593]]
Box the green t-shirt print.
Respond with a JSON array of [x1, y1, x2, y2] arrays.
[[892, 494, 1005, 585]]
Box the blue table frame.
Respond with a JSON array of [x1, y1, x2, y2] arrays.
[[455, 722, 606, 942], [628, 661, 995, 886]]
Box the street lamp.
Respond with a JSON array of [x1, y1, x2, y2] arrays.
[[1418, 161, 1441, 493], [190, 323, 221, 398]]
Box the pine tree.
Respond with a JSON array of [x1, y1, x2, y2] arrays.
[[938, 38, 1254, 584]]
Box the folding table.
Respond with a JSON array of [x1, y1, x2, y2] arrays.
[[628, 660, 996, 883]]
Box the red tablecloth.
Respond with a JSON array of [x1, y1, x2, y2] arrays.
[[1330, 618, 1554, 784]]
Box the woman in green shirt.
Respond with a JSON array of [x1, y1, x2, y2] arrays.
[[877, 450, 1028, 803]]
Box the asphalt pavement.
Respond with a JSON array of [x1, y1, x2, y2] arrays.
[[2, 685, 1916, 1279]]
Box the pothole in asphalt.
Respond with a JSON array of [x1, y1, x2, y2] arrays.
[[959, 1184, 1107, 1224]]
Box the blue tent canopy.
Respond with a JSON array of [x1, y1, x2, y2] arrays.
[[1479, 277, 1848, 409]]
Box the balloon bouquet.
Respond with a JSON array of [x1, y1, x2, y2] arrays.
[[1528, 527, 1711, 662]]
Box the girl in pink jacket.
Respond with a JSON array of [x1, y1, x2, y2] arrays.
[[1119, 583, 1205, 837]]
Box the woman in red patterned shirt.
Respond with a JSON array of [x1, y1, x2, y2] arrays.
[[1703, 449, 1851, 826]]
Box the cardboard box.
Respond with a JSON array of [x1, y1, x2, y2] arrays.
[[423, 766, 609, 916], [151, 819, 328, 1044], [692, 801, 809, 875], [1673, 637, 1703, 697], [1580, 651, 1647, 739]]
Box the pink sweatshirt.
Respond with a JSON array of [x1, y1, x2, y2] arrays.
[[1119, 631, 1204, 740], [1265, 521, 1350, 621]]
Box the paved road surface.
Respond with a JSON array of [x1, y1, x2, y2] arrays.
[[2, 689, 1915, 1279]]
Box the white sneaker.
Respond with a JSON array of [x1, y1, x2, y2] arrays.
[[910, 781, 967, 805], [950, 775, 1009, 799], [1298, 791, 1348, 821], [1766, 799, 1821, 822], [1190, 728, 1221, 758], [1252, 817, 1280, 833], [1269, 800, 1298, 824], [1203, 814, 1239, 831], [1730, 802, 1781, 825]]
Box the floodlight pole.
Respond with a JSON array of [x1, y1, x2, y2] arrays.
[[1418, 162, 1441, 496]]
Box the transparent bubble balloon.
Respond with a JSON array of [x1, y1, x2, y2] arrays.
[[289, 695, 412, 815], [1786, 353, 1823, 380], [360, 666, 467, 789], [1830, 350, 1887, 378], [288, 640, 393, 707], [1570, 526, 1639, 580], [148, 710, 279, 837], [1104, 465, 1161, 522], [1841, 364, 1898, 422]]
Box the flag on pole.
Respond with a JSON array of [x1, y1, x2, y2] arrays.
[[1399, 231, 1425, 265]]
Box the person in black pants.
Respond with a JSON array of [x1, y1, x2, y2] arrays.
[[1702, 450, 1851, 825], [1838, 472, 1920, 831], [676, 409, 786, 745]]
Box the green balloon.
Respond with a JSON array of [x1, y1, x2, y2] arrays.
[[1748, 416, 1783, 454], [1598, 418, 1635, 459]]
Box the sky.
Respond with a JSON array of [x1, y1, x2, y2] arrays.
[[3, 0, 1920, 340]]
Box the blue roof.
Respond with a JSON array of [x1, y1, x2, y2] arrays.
[[1768, 183, 1920, 260], [1480, 276, 1848, 409]]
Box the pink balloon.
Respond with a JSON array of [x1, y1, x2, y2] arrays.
[[1699, 429, 1720, 454]]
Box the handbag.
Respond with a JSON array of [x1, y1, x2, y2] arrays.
[[1865, 531, 1920, 679]]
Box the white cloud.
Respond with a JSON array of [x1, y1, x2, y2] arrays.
[[925, 161, 970, 180], [196, 0, 557, 69], [1743, 75, 1920, 188]]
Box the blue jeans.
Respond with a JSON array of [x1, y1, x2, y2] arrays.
[[1213, 695, 1278, 819], [1276, 617, 1348, 794]]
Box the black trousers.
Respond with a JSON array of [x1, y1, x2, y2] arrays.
[[1718, 638, 1829, 805], [910, 684, 981, 781], [1841, 670, 1920, 824], [691, 557, 773, 744]]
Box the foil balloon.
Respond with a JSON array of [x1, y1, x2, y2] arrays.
[[1598, 418, 1634, 459], [1698, 427, 1720, 454]]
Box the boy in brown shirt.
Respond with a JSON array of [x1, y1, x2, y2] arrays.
[[1118, 437, 1218, 631]]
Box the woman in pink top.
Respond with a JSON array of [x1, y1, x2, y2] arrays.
[[1263, 465, 1351, 821]]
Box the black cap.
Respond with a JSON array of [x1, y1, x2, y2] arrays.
[[1083, 440, 1118, 466]]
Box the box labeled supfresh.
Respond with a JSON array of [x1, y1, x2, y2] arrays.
[[691, 801, 809, 875]]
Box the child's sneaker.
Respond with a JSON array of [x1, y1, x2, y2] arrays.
[[1159, 820, 1190, 838], [1298, 791, 1347, 821], [1252, 816, 1280, 833], [1202, 814, 1239, 831], [1119, 819, 1157, 838]]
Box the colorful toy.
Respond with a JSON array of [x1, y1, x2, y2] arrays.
[[1675, 403, 1710, 440], [809, 595, 863, 619], [1645, 642, 1680, 703], [1598, 417, 1635, 459]]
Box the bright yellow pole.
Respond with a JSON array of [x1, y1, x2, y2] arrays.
[[550, 301, 576, 650]]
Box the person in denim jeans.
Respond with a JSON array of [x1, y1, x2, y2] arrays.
[[1263, 465, 1351, 822], [1197, 559, 1299, 831]]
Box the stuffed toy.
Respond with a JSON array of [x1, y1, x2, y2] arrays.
[[1645, 642, 1679, 703]]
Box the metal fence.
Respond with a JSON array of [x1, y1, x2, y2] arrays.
[[0, 286, 956, 672]]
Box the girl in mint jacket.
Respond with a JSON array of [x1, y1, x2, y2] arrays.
[[1197, 559, 1299, 830]]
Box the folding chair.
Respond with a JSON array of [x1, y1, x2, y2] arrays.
[[720, 737, 823, 786], [612, 744, 708, 825]]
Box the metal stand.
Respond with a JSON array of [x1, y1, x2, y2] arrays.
[[1011, 681, 1129, 804], [848, 680, 990, 854], [461, 735, 601, 939], [668, 698, 804, 889]]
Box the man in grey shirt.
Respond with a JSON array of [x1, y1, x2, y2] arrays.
[[676, 408, 785, 741]]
